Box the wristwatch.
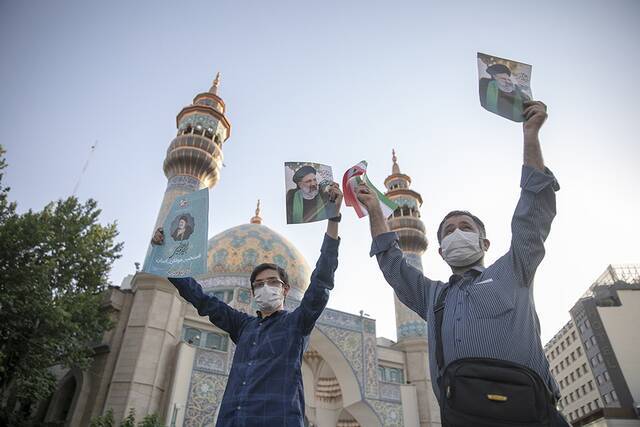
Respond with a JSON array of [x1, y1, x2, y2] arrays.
[[329, 213, 342, 223]]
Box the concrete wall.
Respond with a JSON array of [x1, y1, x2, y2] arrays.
[[598, 290, 640, 405]]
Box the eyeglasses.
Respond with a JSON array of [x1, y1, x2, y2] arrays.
[[252, 278, 285, 289]]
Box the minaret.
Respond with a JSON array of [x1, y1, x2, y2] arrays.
[[384, 150, 440, 426], [104, 74, 231, 423], [153, 72, 231, 229]]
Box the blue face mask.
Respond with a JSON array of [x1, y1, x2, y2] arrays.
[[440, 229, 484, 267]]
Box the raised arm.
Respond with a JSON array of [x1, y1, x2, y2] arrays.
[[168, 277, 251, 343], [296, 234, 339, 334], [523, 101, 547, 171], [357, 184, 437, 318], [297, 182, 342, 334], [506, 101, 560, 287]]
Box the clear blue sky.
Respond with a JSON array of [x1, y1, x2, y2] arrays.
[[2, 0, 639, 343]]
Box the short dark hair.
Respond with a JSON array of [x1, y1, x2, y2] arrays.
[[437, 210, 486, 244], [250, 263, 289, 291]]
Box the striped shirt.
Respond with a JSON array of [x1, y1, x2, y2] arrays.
[[169, 233, 339, 427], [370, 165, 561, 401]]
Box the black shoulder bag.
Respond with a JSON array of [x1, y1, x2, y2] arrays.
[[434, 286, 556, 427]]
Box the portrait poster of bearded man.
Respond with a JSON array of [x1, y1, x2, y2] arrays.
[[478, 52, 533, 122], [285, 162, 338, 224]]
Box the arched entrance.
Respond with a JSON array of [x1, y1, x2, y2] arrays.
[[302, 328, 381, 427]]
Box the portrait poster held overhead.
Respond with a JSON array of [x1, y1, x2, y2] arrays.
[[478, 52, 533, 122], [142, 188, 208, 277], [284, 162, 338, 224]]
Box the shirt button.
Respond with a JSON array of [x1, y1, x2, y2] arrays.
[[456, 317, 461, 321], [252, 341, 257, 345], [237, 406, 241, 410], [248, 362, 253, 366], [242, 381, 246, 385], [457, 339, 462, 343]]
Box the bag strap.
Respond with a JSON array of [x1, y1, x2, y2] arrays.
[[434, 285, 451, 372]]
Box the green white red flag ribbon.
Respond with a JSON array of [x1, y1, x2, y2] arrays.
[[342, 160, 398, 218]]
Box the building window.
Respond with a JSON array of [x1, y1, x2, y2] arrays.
[[576, 347, 582, 356], [183, 327, 201, 346], [596, 353, 604, 364], [378, 366, 404, 384], [182, 326, 228, 351], [603, 394, 610, 405], [208, 289, 234, 303], [588, 380, 594, 391], [603, 371, 610, 382], [594, 398, 599, 408], [611, 390, 618, 401]]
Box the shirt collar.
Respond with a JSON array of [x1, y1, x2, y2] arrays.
[[256, 309, 284, 320], [448, 265, 484, 284]]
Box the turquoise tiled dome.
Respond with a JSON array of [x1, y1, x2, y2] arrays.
[[207, 223, 311, 292]]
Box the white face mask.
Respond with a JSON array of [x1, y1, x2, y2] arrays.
[[440, 229, 485, 267], [253, 285, 285, 313]]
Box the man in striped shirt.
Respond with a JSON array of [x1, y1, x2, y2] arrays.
[[356, 101, 569, 425]]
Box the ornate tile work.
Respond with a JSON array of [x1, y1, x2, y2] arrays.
[[379, 383, 402, 402], [167, 175, 200, 192], [194, 348, 226, 373], [317, 325, 363, 385], [237, 288, 251, 304], [206, 224, 311, 292], [178, 114, 220, 133], [317, 308, 363, 332], [368, 399, 404, 427], [184, 371, 227, 427], [390, 196, 418, 209], [363, 319, 376, 334], [397, 321, 428, 339], [363, 335, 379, 398]]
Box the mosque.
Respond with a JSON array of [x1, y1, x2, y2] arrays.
[[41, 75, 442, 426]]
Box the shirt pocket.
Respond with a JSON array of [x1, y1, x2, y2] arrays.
[[467, 282, 515, 319]]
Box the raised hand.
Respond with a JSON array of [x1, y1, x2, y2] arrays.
[[326, 182, 343, 212], [151, 227, 164, 245], [355, 183, 379, 210], [523, 101, 548, 134]]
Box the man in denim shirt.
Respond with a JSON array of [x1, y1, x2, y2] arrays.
[[357, 101, 569, 426], [153, 183, 342, 427]]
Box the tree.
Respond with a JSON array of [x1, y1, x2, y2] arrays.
[[0, 145, 123, 424]]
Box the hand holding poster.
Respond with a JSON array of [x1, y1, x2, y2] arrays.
[[142, 188, 208, 277], [285, 162, 338, 224], [478, 52, 533, 122], [342, 161, 397, 218]]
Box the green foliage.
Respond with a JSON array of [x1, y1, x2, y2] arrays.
[[120, 408, 136, 427], [90, 409, 164, 427], [90, 408, 115, 427], [0, 145, 123, 423], [138, 412, 164, 427]]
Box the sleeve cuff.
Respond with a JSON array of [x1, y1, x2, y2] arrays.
[[520, 165, 560, 194], [321, 233, 340, 254], [369, 232, 398, 257]]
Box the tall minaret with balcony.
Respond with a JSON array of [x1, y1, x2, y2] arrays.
[[384, 150, 439, 426], [104, 74, 231, 422], [153, 72, 232, 229]]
